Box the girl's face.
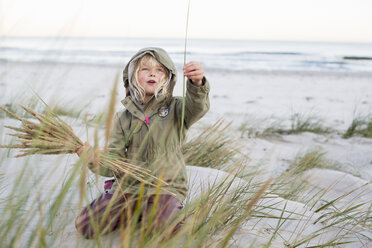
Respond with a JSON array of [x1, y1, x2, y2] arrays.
[[137, 59, 167, 103]]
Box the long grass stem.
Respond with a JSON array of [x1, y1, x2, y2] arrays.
[[180, 0, 191, 141]]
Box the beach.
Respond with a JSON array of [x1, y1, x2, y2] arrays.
[[1, 41, 372, 246]]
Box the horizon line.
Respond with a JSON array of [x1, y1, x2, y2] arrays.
[[1, 35, 372, 45]]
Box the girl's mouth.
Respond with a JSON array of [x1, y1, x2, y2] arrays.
[[147, 80, 156, 84]]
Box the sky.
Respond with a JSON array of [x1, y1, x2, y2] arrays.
[[1, 0, 372, 43]]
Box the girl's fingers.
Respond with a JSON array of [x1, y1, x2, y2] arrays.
[[184, 62, 203, 76], [183, 61, 204, 85], [184, 69, 203, 76], [76, 146, 84, 156], [185, 71, 203, 82], [185, 72, 203, 80], [183, 62, 203, 73]]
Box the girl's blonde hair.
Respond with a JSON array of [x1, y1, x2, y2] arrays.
[[131, 54, 170, 103]]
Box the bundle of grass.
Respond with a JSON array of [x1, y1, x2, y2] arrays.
[[0, 105, 82, 157], [0, 105, 165, 187]]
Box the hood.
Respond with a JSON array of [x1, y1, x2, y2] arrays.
[[123, 47, 177, 98]]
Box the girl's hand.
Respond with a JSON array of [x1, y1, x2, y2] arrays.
[[76, 142, 95, 164], [183, 61, 204, 86], [76, 142, 92, 157]]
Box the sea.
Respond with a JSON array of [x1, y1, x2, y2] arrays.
[[1, 36, 372, 72]]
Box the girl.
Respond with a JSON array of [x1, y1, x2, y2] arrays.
[[75, 47, 210, 238]]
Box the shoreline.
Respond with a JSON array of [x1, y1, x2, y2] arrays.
[[2, 60, 372, 78]]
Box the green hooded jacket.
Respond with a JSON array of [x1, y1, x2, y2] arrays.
[[89, 47, 210, 202]]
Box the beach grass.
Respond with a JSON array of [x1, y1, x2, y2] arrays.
[[85, 111, 108, 128], [343, 115, 372, 138], [182, 119, 243, 169], [238, 116, 284, 139], [285, 113, 332, 135], [286, 150, 328, 175], [239, 113, 332, 139], [0, 95, 41, 119], [48, 104, 84, 119], [272, 150, 330, 203]]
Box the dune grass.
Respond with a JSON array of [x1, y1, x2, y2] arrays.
[[182, 120, 243, 169], [272, 150, 330, 204], [238, 116, 284, 139], [0, 94, 86, 120], [0, 95, 41, 119], [286, 150, 328, 175], [343, 115, 372, 138], [48, 104, 85, 119], [285, 113, 332, 135], [239, 113, 332, 138]]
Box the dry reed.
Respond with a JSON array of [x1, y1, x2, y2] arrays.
[[103, 72, 119, 153], [179, 0, 191, 140], [0, 105, 82, 157]]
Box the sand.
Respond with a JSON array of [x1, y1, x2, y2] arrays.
[[0, 61, 371, 247]]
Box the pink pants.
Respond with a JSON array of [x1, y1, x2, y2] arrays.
[[75, 191, 183, 239]]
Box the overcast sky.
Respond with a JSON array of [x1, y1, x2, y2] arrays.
[[1, 0, 372, 42]]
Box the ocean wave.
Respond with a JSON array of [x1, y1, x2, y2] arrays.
[[169, 51, 303, 56], [343, 56, 372, 61]]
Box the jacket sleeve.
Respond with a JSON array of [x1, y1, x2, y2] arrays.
[[87, 112, 126, 177], [182, 77, 210, 129]]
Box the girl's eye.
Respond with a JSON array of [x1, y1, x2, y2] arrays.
[[157, 68, 164, 73]]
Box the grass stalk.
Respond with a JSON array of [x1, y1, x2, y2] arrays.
[[103, 73, 119, 153], [179, 0, 191, 141]]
